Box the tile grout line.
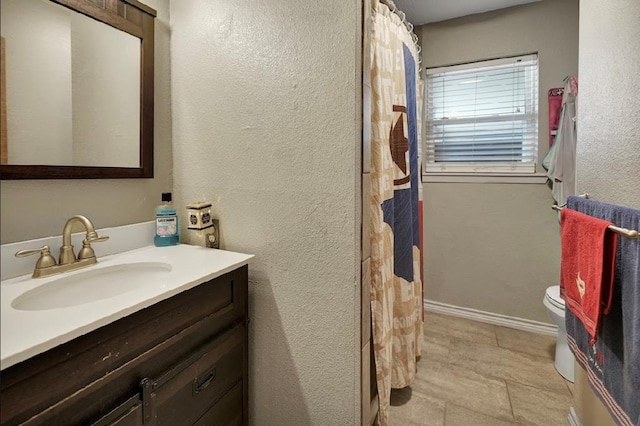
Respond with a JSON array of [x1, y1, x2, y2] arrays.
[[564, 379, 574, 397], [457, 365, 572, 399], [494, 345, 556, 360], [446, 401, 518, 425], [505, 379, 516, 422], [505, 379, 574, 425], [441, 339, 573, 397], [447, 332, 566, 366], [409, 375, 513, 422], [494, 324, 557, 359]]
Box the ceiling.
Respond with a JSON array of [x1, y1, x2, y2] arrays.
[[391, 0, 542, 26]]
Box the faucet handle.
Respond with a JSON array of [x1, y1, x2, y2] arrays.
[[16, 245, 50, 257], [78, 233, 109, 260], [15, 245, 57, 269], [88, 235, 109, 243], [85, 232, 109, 244]]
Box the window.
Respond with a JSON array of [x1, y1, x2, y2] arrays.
[[424, 54, 539, 174]]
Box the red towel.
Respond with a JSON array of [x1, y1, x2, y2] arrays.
[[560, 209, 618, 341]]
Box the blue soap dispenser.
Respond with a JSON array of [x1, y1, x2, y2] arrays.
[[154, 192, 179, 246]]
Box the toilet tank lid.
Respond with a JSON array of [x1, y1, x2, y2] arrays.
[[545, 285, 564, 305]]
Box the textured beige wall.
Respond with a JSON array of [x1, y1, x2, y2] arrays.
[[573, 1, 640, 424], [169, 1, 361, 424], [417, 0, 579, 322], [0, 0, 173, 244], [576, 0, 640, 209], [424, 184, 561, 321]]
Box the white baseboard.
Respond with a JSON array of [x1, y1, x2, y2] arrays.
[[424, 300, 557, 336], [568, 407, 582, 426]]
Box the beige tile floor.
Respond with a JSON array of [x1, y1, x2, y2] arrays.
[[389, 312, 574, 425]]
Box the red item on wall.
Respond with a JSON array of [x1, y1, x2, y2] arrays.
[[548, 88, 564, 147]]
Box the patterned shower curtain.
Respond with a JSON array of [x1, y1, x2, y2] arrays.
[[369, 1, 424, 425]]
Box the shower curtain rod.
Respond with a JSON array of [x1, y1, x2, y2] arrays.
[[552, 201, 640, 239], [378, 0, 422, 68]]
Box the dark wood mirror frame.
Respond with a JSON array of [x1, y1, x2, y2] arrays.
[[0, 0, 156, 180]]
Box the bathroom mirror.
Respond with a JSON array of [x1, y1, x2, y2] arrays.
[[0, 0, 156, 179]]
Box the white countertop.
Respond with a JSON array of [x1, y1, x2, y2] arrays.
[[1, 244, 253, 370]]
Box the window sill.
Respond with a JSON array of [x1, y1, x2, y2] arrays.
[[422, 173, 548, 184]]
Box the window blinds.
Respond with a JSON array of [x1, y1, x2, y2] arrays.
[[425, 55, 539, 173]]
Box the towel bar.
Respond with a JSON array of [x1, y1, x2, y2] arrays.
[[552, 205, 639, 239]]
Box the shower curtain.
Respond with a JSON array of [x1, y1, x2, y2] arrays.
[[369, 2, 424, 424]]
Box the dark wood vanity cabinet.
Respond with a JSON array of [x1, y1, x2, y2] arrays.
[[0, 266, 249, 426]]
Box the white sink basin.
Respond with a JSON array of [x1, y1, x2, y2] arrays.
[[11, 262, 172, 311]]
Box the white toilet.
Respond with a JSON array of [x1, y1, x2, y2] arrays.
[[543, 285, 575, 382]]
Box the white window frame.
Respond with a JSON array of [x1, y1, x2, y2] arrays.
[[423, 54, 540, 179]]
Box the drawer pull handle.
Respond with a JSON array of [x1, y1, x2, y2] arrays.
[[193, 367, 217, 394]]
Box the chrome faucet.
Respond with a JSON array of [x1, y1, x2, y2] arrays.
[[16, 215, 109, 278]]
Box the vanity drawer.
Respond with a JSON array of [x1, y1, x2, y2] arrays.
[[108, 405, 143, 426], [149, 324, 245, 426], [93, 396, 144, 426], [193, 381, 243, 426]]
